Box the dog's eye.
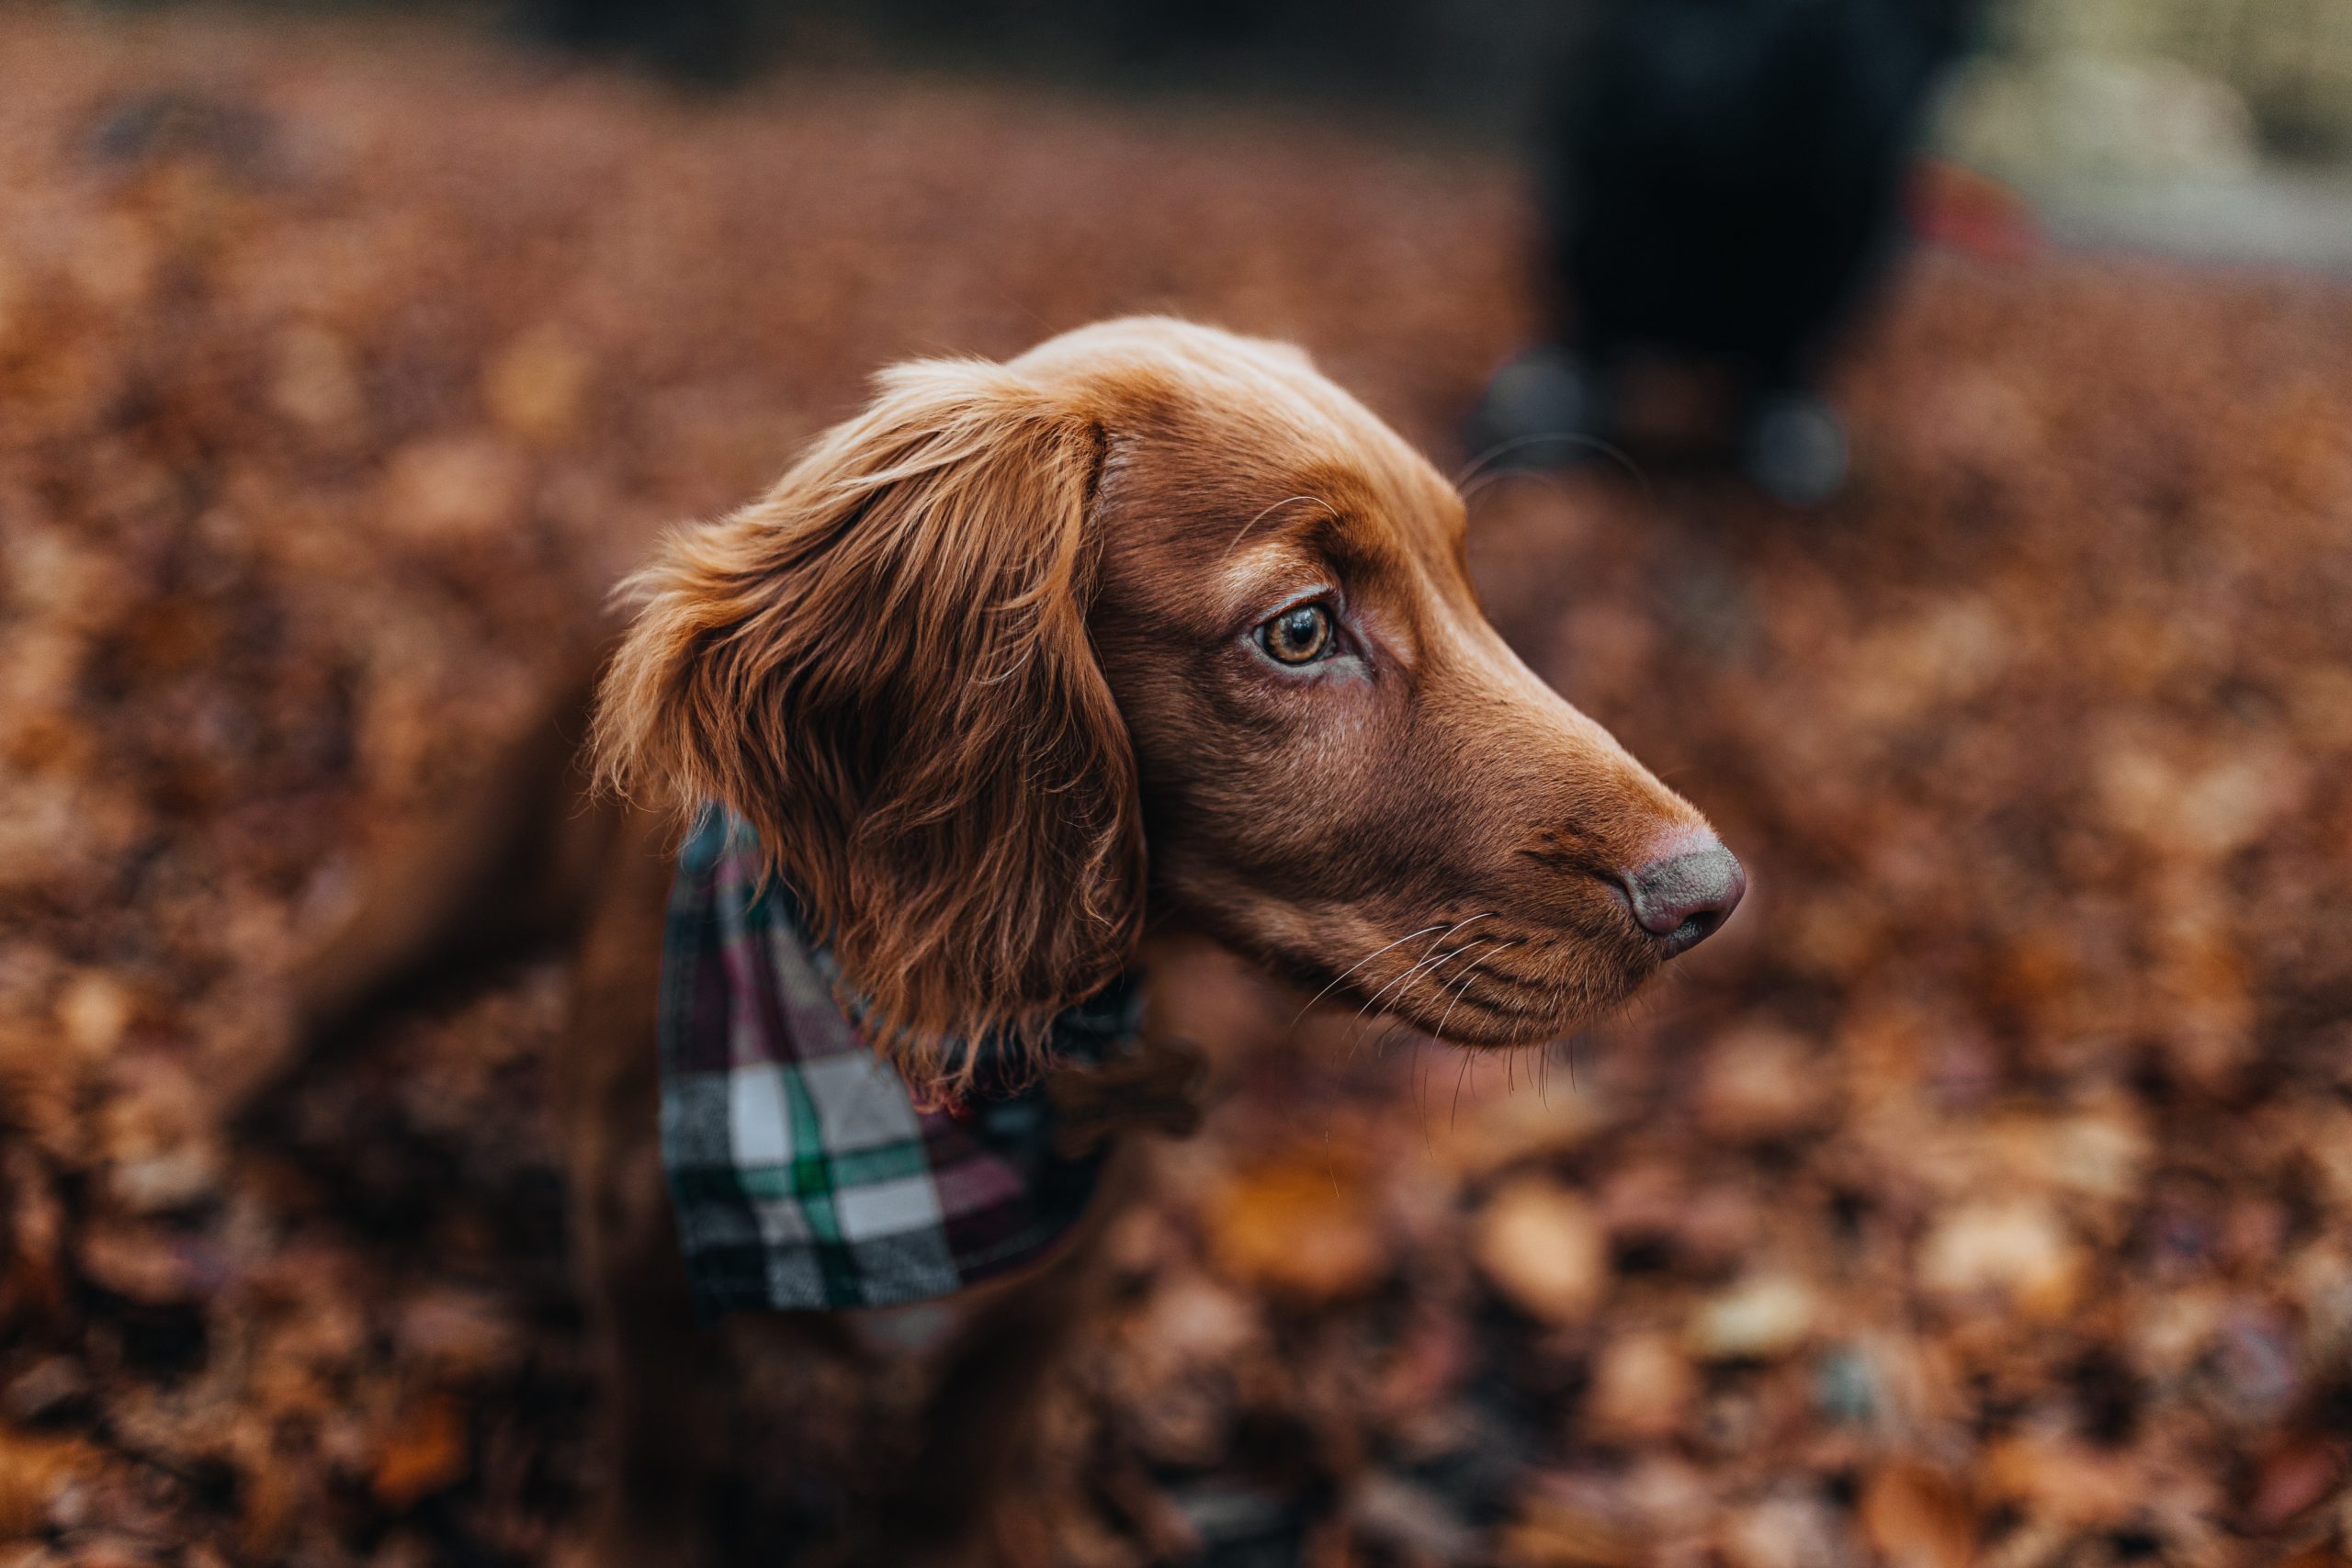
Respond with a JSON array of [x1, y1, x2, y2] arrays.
[[1259, 604, 1334, 665]]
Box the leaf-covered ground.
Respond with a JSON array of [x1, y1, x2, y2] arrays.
[[3, 7, 2351, 1566]]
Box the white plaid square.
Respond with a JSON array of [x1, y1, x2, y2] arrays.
[[727, 1063, 795, 1166], [834, 1171, 946, 1241]]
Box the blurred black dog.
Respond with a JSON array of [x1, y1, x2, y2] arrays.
[[520, 0, 759, 83], [1472, 0, 1981, 504]]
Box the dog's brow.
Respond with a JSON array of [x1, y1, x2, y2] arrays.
[[1222, 493, 1340, 559], [1208, 541, 1324, 609]]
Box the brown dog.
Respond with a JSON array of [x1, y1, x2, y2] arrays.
[[281, 318, 1742, 1565]]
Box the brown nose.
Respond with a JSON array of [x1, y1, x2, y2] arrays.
[[1620, 846, 1746, 956]]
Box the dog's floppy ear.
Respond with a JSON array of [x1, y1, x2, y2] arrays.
[[592, 357, 1141, 1089]]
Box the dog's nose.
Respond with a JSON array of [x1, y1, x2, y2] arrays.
[[1619, 844, 1745, 956]]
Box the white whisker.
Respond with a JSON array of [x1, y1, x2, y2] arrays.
[[1350, 916, 1496, 1031], [1430, 938, 1520, 1043], [1288, 922, 1450, 1031], [1453, 432, 1656, 504]]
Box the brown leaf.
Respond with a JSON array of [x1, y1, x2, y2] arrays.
[[1860, 1461, 1974, 1568], [1495, 1492, 1645, 1568], [1917, 1199, 2083, 1319], [1472, 1175, 1607, 1325], [1685, 1274, 1818, 1362], [1206, 1156, 1387, 1302], [0, 1426, 100, 1538], [2266, 1549, 2352, 1568], [483, 329, 592, 446], [1586, 1331, 1695, 1442], [2243, 1433, 2351, 1534], [370, 1393, 469, 1510], [1695, 1026, 1828, 1142], [76, 1220, 202, 1305], [379, 435, 530, 544]]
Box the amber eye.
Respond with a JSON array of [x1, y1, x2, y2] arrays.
[[1259, 603, 1334, 665]]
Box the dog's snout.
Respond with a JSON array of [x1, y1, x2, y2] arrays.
[[1619, 844, 1746, 957]]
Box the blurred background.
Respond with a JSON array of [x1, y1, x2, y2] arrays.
[[2, 1, 2351, 1564]]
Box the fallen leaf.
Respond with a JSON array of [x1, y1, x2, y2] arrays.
[[0, 1427, 100, 1538], [1473, 1175, 1607, 1325], [1918, 1199, 2082, 1318], [1687, 1274, 1817, 1361], [1860, 1461, 1973, 1568], [370, 1393, 469, 1510], [1496, 1493, 1644, 1568], [1206, 1156, 1387, 1301], [1587, 1331, 1694, 1442]]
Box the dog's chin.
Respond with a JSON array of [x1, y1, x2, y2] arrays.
[[1281, 927, 1665, 1051], [1391, 960, 1658, 1050]]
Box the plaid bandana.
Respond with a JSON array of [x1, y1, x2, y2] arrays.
[[657, 807, 1143, 1317]]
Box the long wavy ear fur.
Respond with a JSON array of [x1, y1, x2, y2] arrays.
[[591, 357, 1142, 1092]]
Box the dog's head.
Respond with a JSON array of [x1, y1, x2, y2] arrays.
[[594, 318, 1740, 1083]]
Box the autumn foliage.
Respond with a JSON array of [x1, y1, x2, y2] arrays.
[[4, 6, 2352, 1566]]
